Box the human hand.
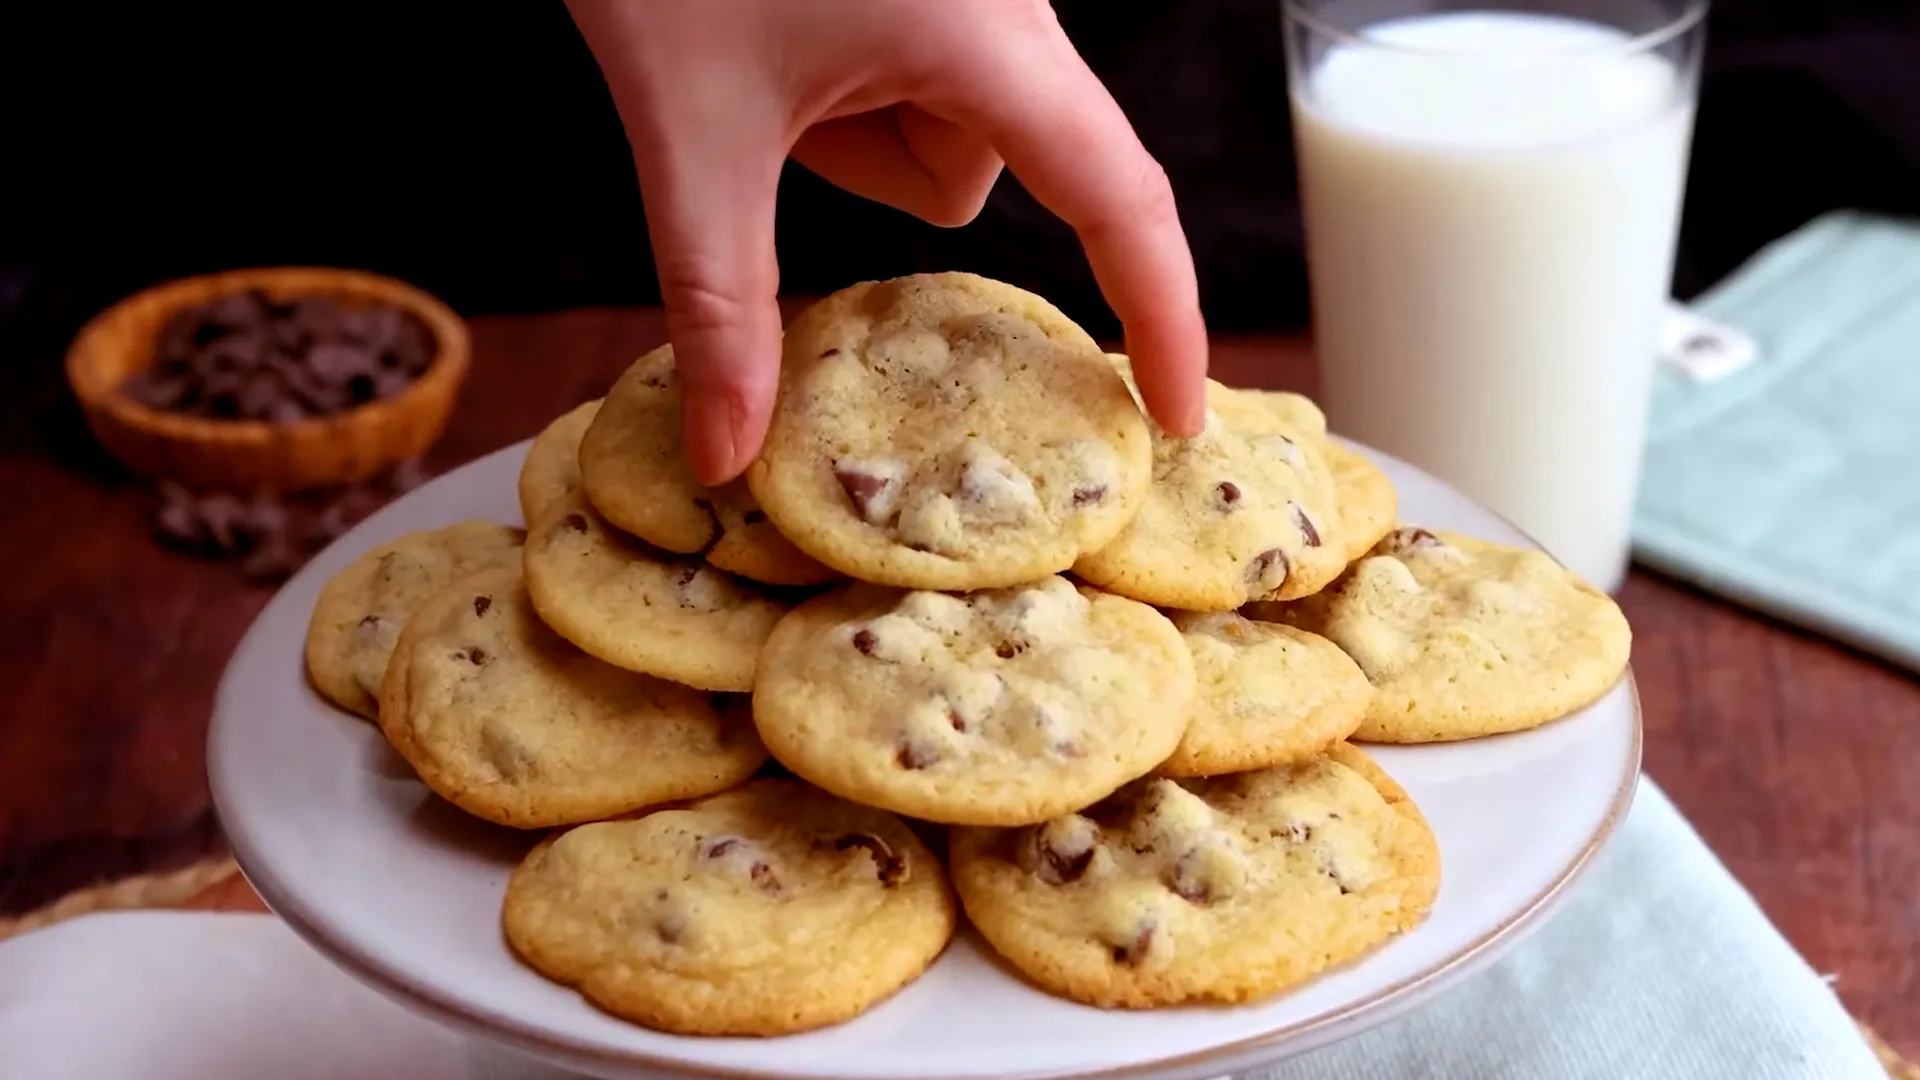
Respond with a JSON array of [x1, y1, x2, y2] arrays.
[[567, 0, 1210, 484]]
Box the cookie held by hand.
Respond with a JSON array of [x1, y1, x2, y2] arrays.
[[1074, 380, 1347, 610], [747, 273, 1151, 592], [580, 346, 836, 587]]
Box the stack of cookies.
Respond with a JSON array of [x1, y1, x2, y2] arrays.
[[302, 272, 1633, 1037]]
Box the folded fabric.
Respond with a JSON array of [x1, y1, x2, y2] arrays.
[[1634, 211, 1920, 673], [0, 782, 1882, 1080]]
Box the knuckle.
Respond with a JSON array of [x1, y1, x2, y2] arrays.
[[1125, 159, 1180, 226], [655, 262, 765, 337], [925, 183, 993, 228]]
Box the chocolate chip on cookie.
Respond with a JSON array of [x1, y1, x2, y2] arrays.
[[1021, 816, 1100, 885], [833, 832, 908, 887], [834, 457, 908, 525]]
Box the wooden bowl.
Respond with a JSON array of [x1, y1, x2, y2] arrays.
[[65, 267, 470, 493]]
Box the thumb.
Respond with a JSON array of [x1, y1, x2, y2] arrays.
[[634, 135, 787, 486], [565, 0, 788, 485]]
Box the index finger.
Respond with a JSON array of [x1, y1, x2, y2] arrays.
[[931, 29, 1209, 436]]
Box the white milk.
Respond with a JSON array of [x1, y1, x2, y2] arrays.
[[1292, 11, 1695, 591]]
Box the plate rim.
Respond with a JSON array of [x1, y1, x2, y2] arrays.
[[210, 436, 1644, 1080]]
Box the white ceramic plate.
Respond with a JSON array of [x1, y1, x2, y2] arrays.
[[209, 437, 1639, 1080]]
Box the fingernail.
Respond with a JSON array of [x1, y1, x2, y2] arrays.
[[682, 389, 741, 486]]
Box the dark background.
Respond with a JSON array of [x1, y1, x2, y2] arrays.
[[7, 0, 1920, 367]]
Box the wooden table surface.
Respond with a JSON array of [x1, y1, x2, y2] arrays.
[[2, 307, 1914, 1055]]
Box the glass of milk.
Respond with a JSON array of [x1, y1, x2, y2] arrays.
[[1286, 0, 1707, 592]]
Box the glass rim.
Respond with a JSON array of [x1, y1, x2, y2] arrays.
[[1281, 0, 1710, 58]]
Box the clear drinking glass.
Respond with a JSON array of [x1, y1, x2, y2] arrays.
[[1285, 0, 1708, 592]]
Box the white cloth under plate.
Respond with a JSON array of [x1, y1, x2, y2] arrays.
[[0, 782, 1883, 1080]]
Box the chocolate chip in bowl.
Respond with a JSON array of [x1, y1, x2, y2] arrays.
[[120, 288, 438, 423], [65, 267, 470, 496]]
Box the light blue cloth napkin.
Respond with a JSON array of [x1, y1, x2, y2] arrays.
[[1633, 211, 1920, 672], [6, 781, 1879, 1078], [1251, 782, 1883, 1080]]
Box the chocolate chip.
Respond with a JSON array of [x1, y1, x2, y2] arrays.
[[1031, 835, 1095, 885], [1214, 481, 1242, 509], [1380, 527, 1444, 555], [834, 832, 907, 886], [995, 641, 1022, 659], [832, 460, 901, 524], [1246, 547, 1290, 592], [1318, 850, 1357, 895], [696, 836, 782, 894], [1071, 483, 1108, 507], [121, 290, 433, 424], [750, 862, 782, 895], [896, 739, 937, 770], [151, 460, 430, 583], [1271, 820, 1312, 843], [1111, 919, 1158, 966], [473, 595, 492, 617], [1167, 851, 1212, 905], [345, 373, 378, 405], [370, 367, 413, 400], [307, 342, 373, 383], [1293, 503, 1322, 547], [947, 707, 968, 733], [852, 628, 879, 655]]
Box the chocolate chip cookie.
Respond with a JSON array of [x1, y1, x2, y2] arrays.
[[503, 778, 956, 1035], [517, 399, 600, 526], [746, 273, 1151, 591], [377, 563, 765, 827], [1322, 440, 1398, 562], [1073, 378, 1346, 610], [304, 520, 524, 719], [1240, 388, 1328, 439], [753, 576, 1196, 826], [950, 744, 1439, 1008], [579, 346, 836, 587], [1160, 611, 1372, 777], [1265, 528, 1633, 742], [521, 491, 789, 692]]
